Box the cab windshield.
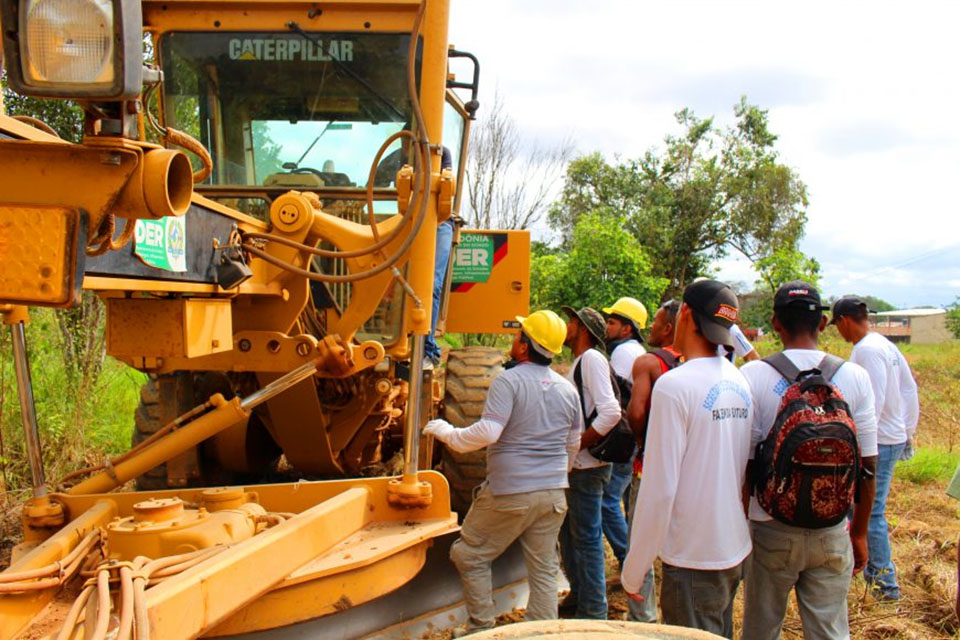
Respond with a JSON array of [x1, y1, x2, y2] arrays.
[[159, 31, 417, 188]]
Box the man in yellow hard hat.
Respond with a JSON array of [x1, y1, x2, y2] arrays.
[[603, 297, 649, 376], [599, 297, 649, 578], [424, 309, 582, 635]]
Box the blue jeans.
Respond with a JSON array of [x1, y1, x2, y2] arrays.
[[601, 461, 632, 567], [865, 441, 906, 598], [560, 465, 611, 619], [425, 220, 454, 360]]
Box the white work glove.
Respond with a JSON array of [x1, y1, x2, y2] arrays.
[[423, 419, 455, 443], [899, 438, 915, 462]]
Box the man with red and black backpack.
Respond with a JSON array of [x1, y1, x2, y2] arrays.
[[741, 281, 879, 640]]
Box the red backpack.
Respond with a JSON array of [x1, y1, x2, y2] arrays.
[[754, 353, 861, 528]]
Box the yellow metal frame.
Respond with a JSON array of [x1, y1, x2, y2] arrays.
[[0, 473, 456, 640]]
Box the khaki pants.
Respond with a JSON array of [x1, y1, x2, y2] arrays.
[[450, 485, 567, 632], [742, 519, 852, 640]]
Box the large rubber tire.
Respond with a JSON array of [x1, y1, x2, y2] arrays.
[[441, 346, 504, 515], [132, 372, 274, 489], [133, 373, 195, 490]]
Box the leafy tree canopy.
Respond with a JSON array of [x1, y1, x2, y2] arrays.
[[858, 295, 897, 313], [754, 246, 821, 294], [549, 97, 808, 296], [531, 213, 668, 318], [1, 71, 84, 142]]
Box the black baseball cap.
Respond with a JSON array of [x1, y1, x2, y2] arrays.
[[682, 279, 739, 347], [774, 280, 830, 312], [829, 296, 873, 325], [562, 306, 607, 349]]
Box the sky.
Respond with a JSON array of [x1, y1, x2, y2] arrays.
[[448, 1, 960, 308]]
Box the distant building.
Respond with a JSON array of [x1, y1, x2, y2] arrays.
[[869, 308, 952, 344]]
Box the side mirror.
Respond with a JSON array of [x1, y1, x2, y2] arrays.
[[1, 0, 142, 99]]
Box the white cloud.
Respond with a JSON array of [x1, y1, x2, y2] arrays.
[[449, 0, 960, 308]]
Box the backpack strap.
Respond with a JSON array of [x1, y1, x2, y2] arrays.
[[816, 354, 844, 381], [651, 348, 679, 370], [572, 354, 598, 427], [762, 352, 803, 382]]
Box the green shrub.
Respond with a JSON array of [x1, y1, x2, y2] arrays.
[[897, 447, 960, 485]]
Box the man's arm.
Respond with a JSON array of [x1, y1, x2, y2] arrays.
[[626, 354, 660, 439], [423, 375, 513, 453], [849, 365, 880, 574], [850, 456, 877, 574], [900, 356, 920, 438], [621, 385, 685, 594], [567, 399, 584, 472], [857, 348, 889, 420], [580, 351, 621, 450], [741, 364, 765, 514], [731, 324, 760, 362]]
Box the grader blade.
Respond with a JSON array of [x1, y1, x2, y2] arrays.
[[225, 535, 530, 640]]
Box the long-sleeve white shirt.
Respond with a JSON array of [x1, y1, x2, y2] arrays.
[[850, 332, 919, 444], [567, 348, 622, 469], [621, 357, 752, 592]]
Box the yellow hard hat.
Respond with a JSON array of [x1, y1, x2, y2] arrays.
[[515, 309, 566, 356], [603, 297, 648, 335]]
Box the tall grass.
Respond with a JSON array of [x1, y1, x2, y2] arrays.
[[896, 447, 960, 486], [0, 306, 145, 494]]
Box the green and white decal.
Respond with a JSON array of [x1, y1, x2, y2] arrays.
[[452, 233, 494, 284], [134, 217, 187, 272]]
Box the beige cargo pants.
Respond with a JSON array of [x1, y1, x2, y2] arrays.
[[450, 485, 568, 632]]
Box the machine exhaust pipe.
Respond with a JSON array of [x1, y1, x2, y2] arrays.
[[114, 148, 194, 219]]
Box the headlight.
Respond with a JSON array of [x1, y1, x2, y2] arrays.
[[1, 0, 141, 99], [24, 0, 114, 86]]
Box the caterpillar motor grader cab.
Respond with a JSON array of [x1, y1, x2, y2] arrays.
[[0, 0, 533, 636]]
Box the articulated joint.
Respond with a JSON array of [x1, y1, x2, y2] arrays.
[[386, 473, 433, 509], [22, 495, 65, 531]]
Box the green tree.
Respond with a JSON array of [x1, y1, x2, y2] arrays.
[[549, 97, 808, 296], [1, 71, 84, 142], [859, 295, 897, 313], [252, 122, 285, 183], [754, 246, 821, 294], [946, 298, 960, 340], [532, 213, 668, 316]]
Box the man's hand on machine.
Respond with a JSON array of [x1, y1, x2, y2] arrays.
[[423, 419, 455, 443]]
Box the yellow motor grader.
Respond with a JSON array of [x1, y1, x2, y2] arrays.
[[0, 0, 533, 637]]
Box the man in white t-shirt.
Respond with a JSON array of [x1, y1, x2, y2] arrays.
[[559, 306, 621, 619], [599, 297, 649, 572], [831, 295, 919, 600], [621, 280, 752, 638], [741, 282, 879, 639]]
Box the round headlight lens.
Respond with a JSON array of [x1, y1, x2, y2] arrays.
[[23, 0, 114, 85]]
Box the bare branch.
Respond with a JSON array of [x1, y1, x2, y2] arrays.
[[464, 91, 573, 230]]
